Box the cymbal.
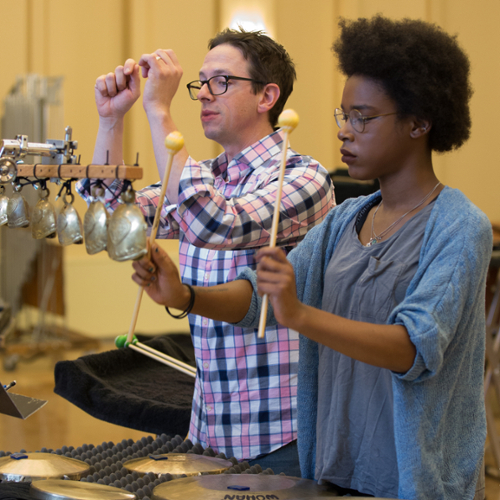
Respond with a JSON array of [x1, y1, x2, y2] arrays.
[[30, 479, 137, 500], [150, 474, 338, 499], [0, 453, 90, 482], [124, 453, 232, 477]]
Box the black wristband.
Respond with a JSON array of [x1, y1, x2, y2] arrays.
[[165, 284, 195, 319]]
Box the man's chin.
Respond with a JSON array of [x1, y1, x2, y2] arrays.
[[202, 125, 219, 142]]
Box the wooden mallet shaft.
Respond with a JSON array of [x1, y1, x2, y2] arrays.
[[129, 342, 196, 378], [126, 131, 185, 343], [257, 110, 299, 339]]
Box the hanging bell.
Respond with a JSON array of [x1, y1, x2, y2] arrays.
[[107, 186, 147, 262], [31, 187, 56, 239], [7, 184, 30, 228], [57, 192, 83, 246], [84, 186, 109, 255], [0, 186, 8, 226], [0, 157, 17, 184]]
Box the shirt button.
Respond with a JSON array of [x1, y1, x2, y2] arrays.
[[204, 272, 210, 281], [206, 406, 212, 412], [202, 318, 208, 326], [203, 362, 209, 369]]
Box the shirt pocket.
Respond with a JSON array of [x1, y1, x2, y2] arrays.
[[352, 256, 407, 324]]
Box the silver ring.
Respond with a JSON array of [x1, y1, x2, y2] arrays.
[[155, 56, 161, 61]]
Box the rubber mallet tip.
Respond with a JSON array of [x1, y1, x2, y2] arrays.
[[115, 334, 138, 348], [115, 335, 127, 348], [278, 109, 299, 132], [164, 131, 184, 152]]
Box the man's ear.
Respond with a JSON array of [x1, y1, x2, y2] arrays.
[[409, 117, 432, 139], [257, 83, 280, 114]]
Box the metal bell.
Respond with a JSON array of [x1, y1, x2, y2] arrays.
[[31, 188, 56, 239], [57, 193, 83, 246], [7, 185, 30, 228], [0, 186, 8, 226], [84, 186, 109, 255], [0, 157, 17, 184], [107, 186, 147, 262]]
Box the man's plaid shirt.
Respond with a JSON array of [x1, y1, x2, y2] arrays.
[[78, 129, 334, 460]]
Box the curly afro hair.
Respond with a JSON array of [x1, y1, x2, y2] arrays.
[[332, 15, 473, 152], [209, 28, 296, 128]]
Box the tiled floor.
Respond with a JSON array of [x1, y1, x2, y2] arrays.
[[0, 342, 499, 499]]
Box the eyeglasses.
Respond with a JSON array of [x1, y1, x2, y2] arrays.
[[334, 108, 398, 133], [187, 75, 267, 100]]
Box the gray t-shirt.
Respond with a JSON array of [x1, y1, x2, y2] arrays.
[[316, 199, 434, 498]]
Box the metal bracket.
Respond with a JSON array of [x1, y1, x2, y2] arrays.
[[0, 383, 47, 419]]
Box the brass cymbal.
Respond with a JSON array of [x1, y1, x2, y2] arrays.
[[150, 474, 339, 499], [0, 453, 90, 482], [123, 453, 232, 478], [30, 479, 137, 500]]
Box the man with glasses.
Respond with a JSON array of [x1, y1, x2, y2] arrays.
[[78, 29, 333, 474]]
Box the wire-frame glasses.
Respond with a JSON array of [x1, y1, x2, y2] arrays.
[[334, 108, 397, 133]]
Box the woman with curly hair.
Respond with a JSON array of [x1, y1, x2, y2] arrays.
[[132, 15, 491, 500]]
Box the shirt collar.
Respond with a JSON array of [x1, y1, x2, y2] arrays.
[[211, 129, 285, 179]]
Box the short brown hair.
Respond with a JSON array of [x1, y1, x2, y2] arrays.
[[209, 28, 296, 128]]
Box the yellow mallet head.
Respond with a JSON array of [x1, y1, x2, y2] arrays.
[[278, 109, 299, 133], [164, 130, 185, 153]]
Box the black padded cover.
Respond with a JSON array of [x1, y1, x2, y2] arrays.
[[54, 333, 195, 436]]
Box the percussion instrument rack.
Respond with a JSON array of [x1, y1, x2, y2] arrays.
[[0, 127, 143, 372], [11, 163, 143, 182], [0, 127, 143, 184]]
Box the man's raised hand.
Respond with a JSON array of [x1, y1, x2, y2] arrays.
[[94, 59, 141, 120]]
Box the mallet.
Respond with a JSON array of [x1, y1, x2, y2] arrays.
[[125, 131, 184, 345], [257, 109, 299, 339]]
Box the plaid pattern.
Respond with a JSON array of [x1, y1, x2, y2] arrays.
[[77, 129, 334, 460]]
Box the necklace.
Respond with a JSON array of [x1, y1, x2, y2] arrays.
[[366, 181, 441, 247]]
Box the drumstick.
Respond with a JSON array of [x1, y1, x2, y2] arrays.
[[257, 110, 299, 339], [125, 131, 185, 344]]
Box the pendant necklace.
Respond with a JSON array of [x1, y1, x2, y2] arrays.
[[365, 181, 441, 247]]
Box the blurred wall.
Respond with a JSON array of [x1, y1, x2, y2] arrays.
[[0, 0, 498, 337]]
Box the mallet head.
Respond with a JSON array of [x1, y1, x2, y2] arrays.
[[278, 109, 299, 133], [164, 131, 184, 153]]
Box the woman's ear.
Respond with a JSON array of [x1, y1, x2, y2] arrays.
[[409, 118, 432, 138], [257, 83, 280, 114]]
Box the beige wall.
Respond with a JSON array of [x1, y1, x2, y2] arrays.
[[0, 0, 498, 337]]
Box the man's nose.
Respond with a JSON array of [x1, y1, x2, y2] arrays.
[[197, 81, 213, 101]]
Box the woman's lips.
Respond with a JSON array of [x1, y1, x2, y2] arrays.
[[340, 148, 356, 163]]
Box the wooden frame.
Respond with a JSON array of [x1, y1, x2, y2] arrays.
[[14, 164, 143, 181]]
